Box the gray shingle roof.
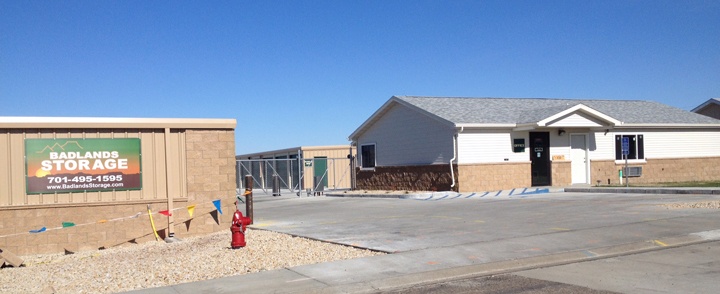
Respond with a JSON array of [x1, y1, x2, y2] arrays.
[[395, 96, 720, 125]]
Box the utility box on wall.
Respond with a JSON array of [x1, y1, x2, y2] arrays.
[[623, 166, 643, 177]]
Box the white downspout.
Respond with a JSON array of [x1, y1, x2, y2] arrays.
[[450, 127, 463, 188]]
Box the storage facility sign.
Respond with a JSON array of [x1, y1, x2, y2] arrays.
[[25, 138, 142, 194]]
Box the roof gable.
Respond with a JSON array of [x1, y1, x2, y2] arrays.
[[348, 97, 455, 140], [692, 98, 720, 113], [537, 104, 620, 127]]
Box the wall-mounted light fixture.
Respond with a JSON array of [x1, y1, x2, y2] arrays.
[[558, 129, 566, 136], [604, 129, 610, 135]]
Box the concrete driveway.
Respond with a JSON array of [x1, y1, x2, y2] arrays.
[[253, 192, 720, 254], [132, 191, 720, 293], [249, 191, 720, 292]]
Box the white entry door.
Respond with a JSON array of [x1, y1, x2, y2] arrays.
[[571, 134, 588, 184]]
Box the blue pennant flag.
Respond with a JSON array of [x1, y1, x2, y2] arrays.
[[30, 227, 47, 233], [212, 199, 222, 215]]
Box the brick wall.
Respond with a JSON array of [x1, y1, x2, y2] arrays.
[[176, 129, 237, 236], [355, 165, 458, 192], [590, 160, 620, 185], [457, 162, 531, 192], [353, 156, 720, 195], [591, 157, 720, 186], [0, 129, 237, 255], [551, 161, 571, 187]]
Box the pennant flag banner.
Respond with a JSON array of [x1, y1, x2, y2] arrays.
[[2, 198, 232, 240], [30, 227, 46, 233], [147, 205, 160, 241], [213, 199, 222, 215]]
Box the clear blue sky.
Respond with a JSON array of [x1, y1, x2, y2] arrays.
[[2, 1, 718, 154]]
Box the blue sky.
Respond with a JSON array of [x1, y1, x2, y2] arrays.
[[2, 1, 718, 154]]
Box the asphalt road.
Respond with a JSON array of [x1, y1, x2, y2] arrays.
[[382, 274, 619, 294]]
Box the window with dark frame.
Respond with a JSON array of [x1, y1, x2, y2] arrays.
[[360, 144, 376, 168], [615, 134, 644, 160]]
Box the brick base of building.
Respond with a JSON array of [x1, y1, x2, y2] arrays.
[[355, 165, 458, 192], [552, 161, 572, 187], [458, 162, 531, 192], [354, 156, 720, 194], [0, 199, 235, 255], [591, 157, 720, 186]]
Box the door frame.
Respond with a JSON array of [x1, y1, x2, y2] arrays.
[[529, 132, 552, 186], [570, 133, 590, 184]]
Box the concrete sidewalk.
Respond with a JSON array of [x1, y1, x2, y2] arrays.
[[127, 188, 720, 294]]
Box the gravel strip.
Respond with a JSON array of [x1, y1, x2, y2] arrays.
[[0, 229, 384, 294], [661, 200, 720, 209]]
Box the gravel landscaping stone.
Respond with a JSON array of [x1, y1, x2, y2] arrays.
[[661, 200, 720, 209], [0, 229, 384, 294]]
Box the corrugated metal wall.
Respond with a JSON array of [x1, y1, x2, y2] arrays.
[[0, 128, 186, 206]]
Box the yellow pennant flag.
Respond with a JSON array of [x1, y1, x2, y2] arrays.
[[187, 205, 196, 218]]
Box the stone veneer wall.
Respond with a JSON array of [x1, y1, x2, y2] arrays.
[[0, 129, 236, 255], [591, 157, 720, 186], [551, 161, 572, 187], [457, 162, 530, 192], [355, 165, 458, 192]]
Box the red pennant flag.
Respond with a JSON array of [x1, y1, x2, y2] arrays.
[[159, 210, 172, 217]]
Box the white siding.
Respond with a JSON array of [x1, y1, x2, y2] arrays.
[[357, 104, 455, 166], [589, 129, 720, 161], [550, 131, 571, 160], [458, 130, 529, 164], [547, 113, 604, 128], [589, 131, 615, 160], [644, 130, 720, 158]]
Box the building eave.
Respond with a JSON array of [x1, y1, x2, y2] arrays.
[[0, 116, 237, 129], [456, 123, 517, 129], [615, 123, 720, 129]]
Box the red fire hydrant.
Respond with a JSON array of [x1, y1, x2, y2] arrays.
[[231, 207, 251, 249]]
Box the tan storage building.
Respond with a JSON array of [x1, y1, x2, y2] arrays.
[[0, 117, 237, 255], [236, 145, 355, 193]]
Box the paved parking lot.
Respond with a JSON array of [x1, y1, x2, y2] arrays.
[[134, 191, 720, 293], [253, 192, 720, 254]]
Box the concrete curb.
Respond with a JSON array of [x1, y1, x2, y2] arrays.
[[318, 229, 720, 293], [326, 188, 564, 200], [326, 187, 720, 199], [564, 187, 720, 194]]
